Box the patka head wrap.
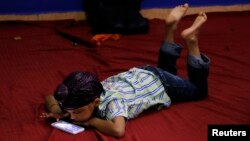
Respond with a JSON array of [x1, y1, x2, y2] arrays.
[[54, 71, 103, 110]]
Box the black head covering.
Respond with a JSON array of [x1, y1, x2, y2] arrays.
[[54, 72, 103, 110]]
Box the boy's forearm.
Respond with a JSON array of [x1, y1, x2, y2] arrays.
[[88, 116, 125, 138], [45, 95, 62, 114]]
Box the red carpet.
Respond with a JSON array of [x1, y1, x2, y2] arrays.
[[0, 11, 250, 141]]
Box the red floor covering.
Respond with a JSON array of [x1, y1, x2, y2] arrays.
[[0, 11, 250, 141]]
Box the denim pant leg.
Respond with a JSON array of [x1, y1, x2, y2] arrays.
[[140, 41, 210, 102], [187, 54, 210, 100], [137, 66, 198, 102], [157, 42, 183, 75], [156, 54, 210, 102]]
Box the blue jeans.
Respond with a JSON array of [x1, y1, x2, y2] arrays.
[[138, 42, 210, 102]]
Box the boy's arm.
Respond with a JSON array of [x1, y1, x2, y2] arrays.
[[45, 95, 62, 114], [87, 116, 126, 138]]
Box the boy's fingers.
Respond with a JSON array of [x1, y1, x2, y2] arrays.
[[40, 113, 49, 118], [40, 113, 55, 118], [73, 122, 83, 125], [73, 121, 88, 127]]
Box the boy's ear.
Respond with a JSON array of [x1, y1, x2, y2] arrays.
[[93, 98, 100, 107]]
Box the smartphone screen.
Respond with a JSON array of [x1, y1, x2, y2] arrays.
[[51, 120, 85, 134]]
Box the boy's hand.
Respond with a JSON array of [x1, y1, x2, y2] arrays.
[[73, 119, 91, 127], [40, 112, 69, 121], [73, 121, 88, 127]]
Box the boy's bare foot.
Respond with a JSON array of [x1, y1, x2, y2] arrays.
[[181, 12, 207, 57], [164, 3, 188, 43], [181, 12, 207, 41], [166, 3, 189, 27]]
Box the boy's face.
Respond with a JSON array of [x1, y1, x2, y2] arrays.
[[65, 98, 100, 122]]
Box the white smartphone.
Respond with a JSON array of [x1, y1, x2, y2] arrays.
[[51, 120, 85, 135]]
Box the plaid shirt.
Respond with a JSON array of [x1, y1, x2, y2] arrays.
[[97, 67, 171, 120]]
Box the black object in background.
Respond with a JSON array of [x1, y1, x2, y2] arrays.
[[84, 0, 149, 35]]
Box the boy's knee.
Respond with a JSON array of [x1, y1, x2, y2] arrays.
[[188, 54, 210, 69], [159, 42, 183, 57]]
